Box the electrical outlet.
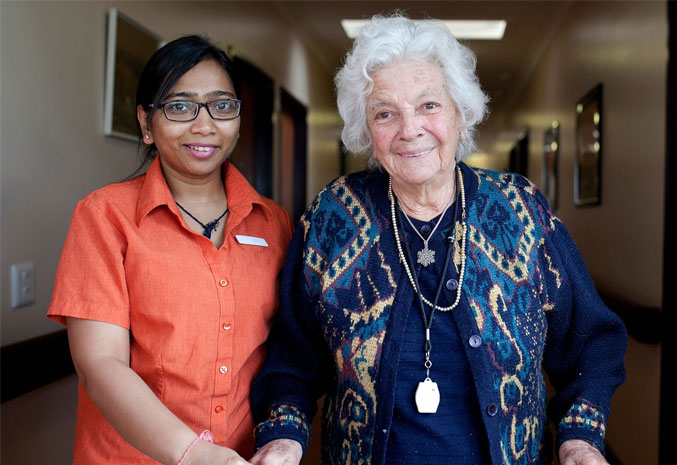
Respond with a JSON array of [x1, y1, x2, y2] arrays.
[[10, 262, 35, 308]]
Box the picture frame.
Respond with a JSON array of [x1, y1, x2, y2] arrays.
[[574, 83, 603, 206], [542, 121, 560, 209], [104, 8, 162, 141]]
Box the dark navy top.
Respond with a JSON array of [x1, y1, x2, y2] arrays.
[[253, 164, 628, 465], [385, 207, 491, 465]]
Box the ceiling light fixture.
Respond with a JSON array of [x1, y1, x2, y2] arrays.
[[341, 19, 507, 40]]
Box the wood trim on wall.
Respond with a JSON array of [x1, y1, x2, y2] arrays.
[[1, 330, 75, 403]]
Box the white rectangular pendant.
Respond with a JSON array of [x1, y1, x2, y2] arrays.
[[415, 378, 440, 413]]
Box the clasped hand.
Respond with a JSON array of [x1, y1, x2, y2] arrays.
[[249, 439, 304, 465], [559, 439, 610, 465]]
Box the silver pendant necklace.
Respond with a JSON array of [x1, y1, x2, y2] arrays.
[[389, 166, 468, 414], [400, 201, 453, 267]]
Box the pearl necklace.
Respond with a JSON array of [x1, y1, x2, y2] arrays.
[[389, 167, 467, 312]]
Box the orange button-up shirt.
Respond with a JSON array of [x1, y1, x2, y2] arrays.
[[48, 158, 293, 464]]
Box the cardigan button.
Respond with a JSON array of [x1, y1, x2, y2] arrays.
[[486, 404, 498, 416], [469, 335, 482, 348], [420, 223, 432, 236], [445, 278, 459, 290]]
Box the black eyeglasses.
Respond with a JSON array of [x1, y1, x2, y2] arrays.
[[149, 99, 242, 122]]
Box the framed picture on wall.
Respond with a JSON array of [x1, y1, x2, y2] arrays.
[[542, 121, 560, 209], [574, 83, 603, 206], [104, 8, 162, 141]]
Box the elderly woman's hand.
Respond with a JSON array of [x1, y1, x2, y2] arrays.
[[559, 439, 609, 465], [249, 439, 303, 465]]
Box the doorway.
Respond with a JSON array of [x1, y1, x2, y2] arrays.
[[279, 88, 308, 221]]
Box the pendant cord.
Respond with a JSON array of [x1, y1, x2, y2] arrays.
[[175, 202, 228, 239], [396, 205, 453, 358], [390, 166, 467, 381]]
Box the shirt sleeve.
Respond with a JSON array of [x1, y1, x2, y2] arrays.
[[251, 211, 334, 453], [47, 195, 131, 328], [536, 193, 627, 455]]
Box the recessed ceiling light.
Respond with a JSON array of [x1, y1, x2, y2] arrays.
[[341, 19, 507, 40]]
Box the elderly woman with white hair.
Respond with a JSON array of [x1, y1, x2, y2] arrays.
[[250, 14, 626, 465]]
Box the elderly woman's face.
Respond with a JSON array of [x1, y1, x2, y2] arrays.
[[366, 60, 464, 190]]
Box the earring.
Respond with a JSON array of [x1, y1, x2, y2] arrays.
[[145, 134, 150, 140]]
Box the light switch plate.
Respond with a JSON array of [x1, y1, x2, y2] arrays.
[[10, 262, 35, 308]]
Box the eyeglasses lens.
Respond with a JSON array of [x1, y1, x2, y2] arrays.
[[164, 101, 195, 121], [208, 100, 240, 120], [163, 100, 241, 121]]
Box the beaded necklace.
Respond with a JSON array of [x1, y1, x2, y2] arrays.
[[388, 167, 467, 312], [388, 166, 468, 413]]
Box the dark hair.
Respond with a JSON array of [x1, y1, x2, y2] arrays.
[[135, 35, 235, 167]]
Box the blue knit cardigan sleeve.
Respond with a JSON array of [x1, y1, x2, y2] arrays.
[[251, 193, 333, 452], [531, 186, 627, 454]]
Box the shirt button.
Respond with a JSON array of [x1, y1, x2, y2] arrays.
[[446, 278, 459, 290], [222, 322, 232, 330], [486, 404, 498, 416], [219, 279, 228, 287], [469, 335, 482, 348], [214, 405, 223, 414], [420, 224, 432, 235], [219, 366, 228, 374]]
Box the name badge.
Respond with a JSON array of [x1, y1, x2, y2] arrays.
[[235, 235, 268, 247]]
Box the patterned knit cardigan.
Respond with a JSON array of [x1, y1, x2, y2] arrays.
[[252, 163, 627, 465]]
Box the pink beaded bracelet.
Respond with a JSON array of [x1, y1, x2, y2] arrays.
[[177, 430, 213, 465]]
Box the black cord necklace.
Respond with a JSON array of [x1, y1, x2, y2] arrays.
[[175, 202, 228, 239], [397, 204, 454, 357], [391, 171, 463, 413]]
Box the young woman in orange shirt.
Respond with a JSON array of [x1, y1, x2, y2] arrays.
[[48, 36, 294, 465]]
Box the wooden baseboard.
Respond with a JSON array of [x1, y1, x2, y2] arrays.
[[1, 329, 75, 403]]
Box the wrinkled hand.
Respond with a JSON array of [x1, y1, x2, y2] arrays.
[[559, 439, 609, 465], [182, 439, 251, 465], [249, 439, 303, 465]]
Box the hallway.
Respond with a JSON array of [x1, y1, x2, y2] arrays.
[[1, 1, 669, 464]]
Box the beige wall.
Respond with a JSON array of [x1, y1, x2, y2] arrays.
[[0, 0, 342, 347], [486, 2, 667, 464]]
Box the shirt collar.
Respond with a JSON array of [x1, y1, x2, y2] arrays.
[[135, 157, 273, 227]]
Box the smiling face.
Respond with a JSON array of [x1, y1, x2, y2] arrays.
[[138, 59, 240, 184], [366, 60, 465, 193]]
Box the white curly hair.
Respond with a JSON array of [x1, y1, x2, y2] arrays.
[[335, 13, 489, 167]]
